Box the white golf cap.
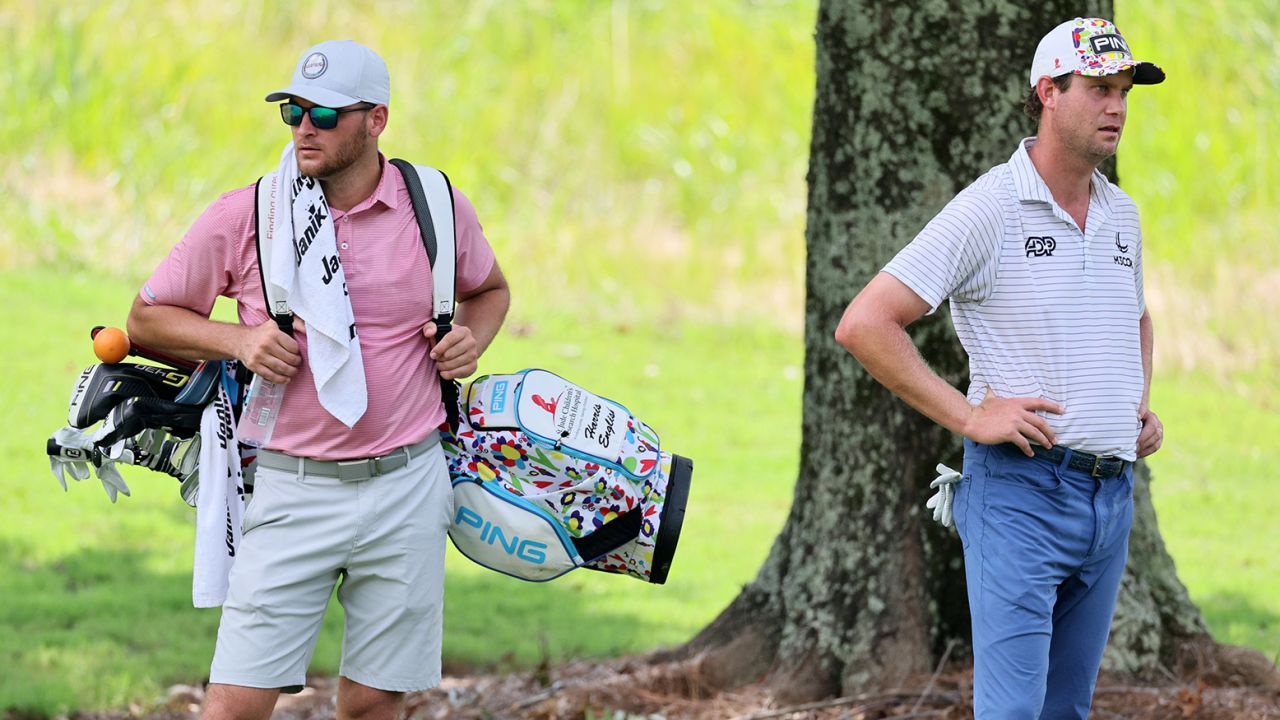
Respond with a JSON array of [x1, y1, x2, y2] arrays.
[[265, 40, 390, 107], [1029, 18, 1165, 87]]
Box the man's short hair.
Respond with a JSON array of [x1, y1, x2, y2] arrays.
[[1023, 74, 1074, 122]]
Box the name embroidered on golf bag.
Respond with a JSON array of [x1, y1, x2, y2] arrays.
[[441, 370, 691, 584]]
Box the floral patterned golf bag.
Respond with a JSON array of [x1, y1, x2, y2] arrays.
[[440, 369, 692, 584]]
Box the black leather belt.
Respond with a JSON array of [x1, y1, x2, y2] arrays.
[[256, 433, 440, 482], [1032, 445, 1129, 479]]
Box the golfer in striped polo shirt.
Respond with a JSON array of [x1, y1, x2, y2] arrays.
[[835, 17, 1166, 720]]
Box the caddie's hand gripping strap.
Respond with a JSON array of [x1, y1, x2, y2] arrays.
[[389, 158, 461, 434]]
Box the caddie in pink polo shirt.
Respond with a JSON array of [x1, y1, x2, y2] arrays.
[[128, 40, 510, 720]]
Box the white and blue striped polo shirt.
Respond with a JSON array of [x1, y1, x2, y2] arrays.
[[884, 137, 1146, 460]]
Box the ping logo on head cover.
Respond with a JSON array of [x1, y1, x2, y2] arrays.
[[301, 52, 328, 79], [1089, 34, 1130, 58], [1025, 236, 1057, 258]]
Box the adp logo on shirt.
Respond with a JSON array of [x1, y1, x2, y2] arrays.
[[1025, 236, 1057, 257]]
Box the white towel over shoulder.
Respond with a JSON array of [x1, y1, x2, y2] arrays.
[[265, 142, 367, 427]]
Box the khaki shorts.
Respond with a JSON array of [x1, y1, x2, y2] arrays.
[[209, 434, 452, 692]]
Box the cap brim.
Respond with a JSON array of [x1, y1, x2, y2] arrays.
[[264, 85, 361, 107], [1131, 61, 1165, 85], [1077, 60, 1165, 85]]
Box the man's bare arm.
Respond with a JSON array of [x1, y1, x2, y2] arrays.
[[127, 296, 302, 384], [1135, 308, 1163, 458], [834, 272, 1062, 456], [1138, 309, 1153, 415]]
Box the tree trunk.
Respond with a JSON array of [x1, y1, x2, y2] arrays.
[[680, 0, 1212, 702]]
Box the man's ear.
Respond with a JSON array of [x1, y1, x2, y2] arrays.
[[368, 105, 389, 137], [1037, 76, 1061, 111]]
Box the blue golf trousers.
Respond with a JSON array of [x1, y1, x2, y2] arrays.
[[954, 439, 1134, 719]]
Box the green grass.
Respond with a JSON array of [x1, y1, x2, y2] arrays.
[[1118, 0, 1280, 265], [1117, 0, 1280, 374], [1, 0, 1278, 715], [1145, 372, 1280, 659]]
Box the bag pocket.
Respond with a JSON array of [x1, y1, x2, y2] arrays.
[[448, 477, 583, 582], [514, 369, 661, 480]]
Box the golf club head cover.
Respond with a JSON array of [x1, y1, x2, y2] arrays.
[[441, 369, 691, 584], [68, 362, 194, 429]]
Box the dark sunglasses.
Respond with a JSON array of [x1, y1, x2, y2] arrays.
[[279, 102, 374, 130]]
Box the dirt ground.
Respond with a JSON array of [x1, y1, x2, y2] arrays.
[[63, 652, 1280, 720]]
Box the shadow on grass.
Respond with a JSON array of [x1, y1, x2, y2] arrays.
[[0, 540, 215, 719], [0, 539, 673, 718], [1196, 590, 1280, 657]]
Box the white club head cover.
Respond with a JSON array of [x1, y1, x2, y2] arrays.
[[926, 463, 963, 528]]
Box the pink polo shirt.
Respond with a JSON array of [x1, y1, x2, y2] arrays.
[[141, 155, 495, 460]]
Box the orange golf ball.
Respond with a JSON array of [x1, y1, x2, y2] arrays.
[[93, 327, 130, 364]]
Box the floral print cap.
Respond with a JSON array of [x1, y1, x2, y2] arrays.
[[1029, 17, 1165, 87]]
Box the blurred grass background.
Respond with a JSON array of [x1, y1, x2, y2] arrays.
[[0, 0, 1276, 715], [0, 0, 812, 329]]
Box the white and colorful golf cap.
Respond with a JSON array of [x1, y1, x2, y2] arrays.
[[1029, 18, 1165, 87], [265, 40, 390, 107]]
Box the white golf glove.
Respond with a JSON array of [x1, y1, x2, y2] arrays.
[[94, 460, 131, 503], [49, 427, 94, 490], [93, 435, 134, 503], [926, 463, 962, 528], [48, 426, 132, 503]]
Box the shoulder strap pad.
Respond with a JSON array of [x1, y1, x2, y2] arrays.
[[390, 158, 461, 433], [390, 158, 456, 322], [253, 172, 292, 321]]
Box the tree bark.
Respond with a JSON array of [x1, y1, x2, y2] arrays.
[[679, 0, 1214, 702]]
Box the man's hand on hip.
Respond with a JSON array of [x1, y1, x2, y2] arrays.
[[1136, 409, 1163, 458], [239, 319, 302, 384], [963, 388, 1064, 457], [425, 323, 478, 380]]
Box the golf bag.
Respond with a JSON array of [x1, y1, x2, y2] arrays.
[[442, 369, 692, 584]]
